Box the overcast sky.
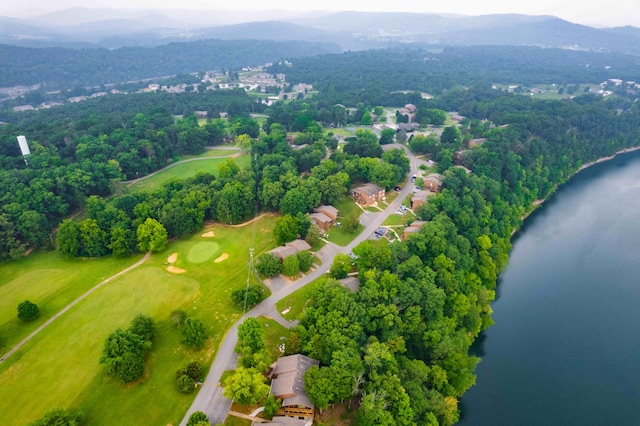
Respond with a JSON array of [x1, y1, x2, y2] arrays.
[[4, 0, 640, 27]]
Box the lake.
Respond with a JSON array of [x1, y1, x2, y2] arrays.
[[459, 150, 640, 425]]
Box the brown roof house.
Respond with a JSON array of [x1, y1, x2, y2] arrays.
[[403, 220, 427, 240], [411, 190, 431, 210], [267, 239, 311, 261], [269, 354, 319, 419], [351, 183, 385, 206], [310, 205, 339, 231], [423, 174, 443, 193]]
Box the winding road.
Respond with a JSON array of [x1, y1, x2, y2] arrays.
[[180, 143, 419, 425]]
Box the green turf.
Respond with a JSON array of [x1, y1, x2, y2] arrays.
[[126, 155, 250, 193], [187, 241, 221, 264], [0, 215, 278, 426], [256, 317, 290, 362], [0, 252, 139, 353], [276, 284, 317, 321], [382, 213, 409, 227]]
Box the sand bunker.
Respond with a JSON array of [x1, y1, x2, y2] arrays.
[[201, 231, 215, 238], [167, 266, 186, 274], [214, 253, 229, 263], [167, 253, 178, 263]]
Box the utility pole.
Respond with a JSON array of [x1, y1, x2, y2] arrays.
[[243, 248, 254, 313]]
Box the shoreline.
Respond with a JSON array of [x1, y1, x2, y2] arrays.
[[512, 145, 640, 237]]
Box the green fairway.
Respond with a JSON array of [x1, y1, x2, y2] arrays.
[[0, 252, 139, 353], [0, 215, 278, 426], [126, 155, 250, 193]]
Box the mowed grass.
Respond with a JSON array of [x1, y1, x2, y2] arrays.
[[0, 252, 139, 353], [126, 155, 250, 193], [256, 317, 290, 361], [276, 284, 317, 321], [0, 215, 278, 426]]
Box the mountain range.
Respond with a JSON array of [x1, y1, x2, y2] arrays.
[[2, 8, 640, 54]]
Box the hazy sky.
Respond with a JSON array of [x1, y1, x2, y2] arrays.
[[4, 0, 640, 26]]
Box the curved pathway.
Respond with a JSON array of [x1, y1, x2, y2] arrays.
[[0, 252, 151, 364], [123, 146, 242, 187], [180, 144, 419, 425]]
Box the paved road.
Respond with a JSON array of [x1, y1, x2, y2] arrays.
[[181, 144, 419, 425], [0, 252, 151, 364]]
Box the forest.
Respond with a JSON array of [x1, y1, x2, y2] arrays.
[[0, 39, 340, 89], [4, 45, 640, 424]]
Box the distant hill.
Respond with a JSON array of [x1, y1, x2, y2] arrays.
[[2, 9, 640, 56]]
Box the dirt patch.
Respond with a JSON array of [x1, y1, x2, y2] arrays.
[[214, 253, 229, 263], [167, 253, 178, 263], [201, 231, 215, 238], [167, 266, 186, 274]]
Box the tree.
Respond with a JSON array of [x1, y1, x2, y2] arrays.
[[361, 111, 372, 125], [282, 255, 300, 277], [379, 128, 396, 145], [57, 219, 80, 256], [28, 408, 81, 426], [342, 210, 360, 234], [17, 300, 39, 322], [237, 317, 266, 354], [186, 411, 208, 426], [128, 314, 158, 341], [236, 134, 253, 152], [273, 214, 300, 245], [136, 218, 167, 252], [109, 227, 133, 256], [99, 329, 149, 383], [305, 223, 322, 247], [263, 395, 281, 419], [256, 253, 282, 277], [297, 250, 314, 273], [304, 365, 334, 413], [231, 285, 265, 309], [176, 374, 196, 393], [330, 253, 352, 279], [182, 318, 208, 349], [171, 309, 186, 327], [223, 367, 270, 405]]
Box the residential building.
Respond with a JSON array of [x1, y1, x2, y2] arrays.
[[403, 220, 427, 239], [411, 190, 430, 210], [351, 184, 385, 206], [269, 354, 319, 419], [423, 174, 443, 192]]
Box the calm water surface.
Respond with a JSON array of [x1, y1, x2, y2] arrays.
[[459, 150, 640, 425]]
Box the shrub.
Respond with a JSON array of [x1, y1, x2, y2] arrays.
[[176, 374, 196, 393]]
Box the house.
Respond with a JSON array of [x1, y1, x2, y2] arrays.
[[339, 276, 360, 292], [270, 417, 307, 426], [195, 111, 208, 119], [266, 239, 311, 261], [403, 221, 427, 239], [13, 105, 34, 112], [411, 190, 430, 210], [315, 205, 338, 222], [351, 184, 385, 206], [269, 354, 319, 419], [396, 122, 419, 132], [285, 239, 311, 253], [268, 246, 298, 261], [423, 174, 443, 192], [469, 138, 488, 148], [310, 212, 333, 232]]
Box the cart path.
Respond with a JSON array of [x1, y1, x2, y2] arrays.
[[0, 251, 151, 364]]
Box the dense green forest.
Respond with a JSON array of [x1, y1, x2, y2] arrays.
[[0, 39, 340, 89], [4, 45, 640, 424], [269, 45, 640, 95]]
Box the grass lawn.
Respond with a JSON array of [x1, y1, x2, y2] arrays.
[[0, 215, 278, 426], [326, 225, 363, 246], [0, 252, 139, 353], [276, 283, 318, 321], [382, 212, 409, 227], [180, 149, 239, 160], [325, 127, 353, 138], [256, 316, 290, 361], [126, 155, 250, 193], [334, 197, 363, 220], [224, 417, 252, 426]]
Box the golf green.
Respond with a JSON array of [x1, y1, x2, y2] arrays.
[[187, 242, 221, 264]]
